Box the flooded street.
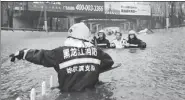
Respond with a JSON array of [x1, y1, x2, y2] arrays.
[[1, 28, 185, 100]]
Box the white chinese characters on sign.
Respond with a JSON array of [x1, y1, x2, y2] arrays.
[[63, 49, 71, 59], [66, 65, 96, 74], [63, 47, 97, 60]]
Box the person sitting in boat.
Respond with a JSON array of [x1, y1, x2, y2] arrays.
[[94, 30, 110, 48], [9, 22, 114, 92], [125, 30, 146, 49], [111, 32, 127, 49]]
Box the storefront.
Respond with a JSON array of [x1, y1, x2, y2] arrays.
[[169, 2, 185, 27], [2, 1, 157, 32], [27, 1, 105, 31], [150, 2, 166, 29]]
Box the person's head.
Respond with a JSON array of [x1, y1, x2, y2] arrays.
[[97, 30, 106, 40], [128, 30, 137, 40], [129, 34, 135, 39], [98, 32, 106, 40], [68, 22, 91, 41], [64, 22, 94, 47], [115, 32, 122, 40]]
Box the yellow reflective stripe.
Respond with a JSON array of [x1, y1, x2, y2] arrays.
[[59, 58, 101, 69]]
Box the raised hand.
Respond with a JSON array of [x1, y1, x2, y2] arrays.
[[9, 48, 28, 62]]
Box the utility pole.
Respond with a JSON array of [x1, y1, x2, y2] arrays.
[[7, 2, 14, 28], [166, 2, 169, 29], [44, 2, 48, 33], [7, 2, 10, 28]]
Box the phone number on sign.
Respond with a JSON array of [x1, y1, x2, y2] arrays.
[[75, 4, 103, 12]]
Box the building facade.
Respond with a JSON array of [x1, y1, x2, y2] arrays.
[[1, 2, 184, 32]]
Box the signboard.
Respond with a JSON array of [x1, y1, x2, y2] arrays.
[[28, 2, 104, 14], [104, 2, 120, 15], [28, 2, 63, 12], [61, 2, 104, 14], [120, 2, 151, 16], [104, 2, 151, 16]]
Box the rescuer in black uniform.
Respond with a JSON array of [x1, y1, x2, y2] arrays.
[[126, 30, 147, 49], [95, 31, 110, 48], [9, 22, 114, 92]]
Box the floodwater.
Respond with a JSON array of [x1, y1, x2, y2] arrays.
[[1, 28, 185, 100]]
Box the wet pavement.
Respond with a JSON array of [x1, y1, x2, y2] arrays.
[[1, 28, 185, 100]]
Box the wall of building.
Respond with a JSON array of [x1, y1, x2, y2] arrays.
[[13, 17, 33, 28]]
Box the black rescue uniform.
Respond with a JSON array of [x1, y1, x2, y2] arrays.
[[92, 32, 110, 48], [96, 38, 110, 48], [127, 34, 146, 49], [24, 46, 114, 92], [127, 39, 146, 49]]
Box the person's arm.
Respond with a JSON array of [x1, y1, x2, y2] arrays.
[[122, 39, 129, 47], [129, 44, 138, 47], [127, 40, 139, 47], [25, 48, 62, 67], [107, 39, 111, 48], [96, 39, 110, 48], [109, 40, 116, 48], [97, 43, 108, 47], [96, 39, 107, 48], [92, 36, 97, 46], [109, 43, 116, 48], [98, 49, 114, 73], [137, 39, 146, 48], [10, 47, 63, 68]]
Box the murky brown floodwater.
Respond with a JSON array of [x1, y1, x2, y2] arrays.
[[1, 28, 185, 100]]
